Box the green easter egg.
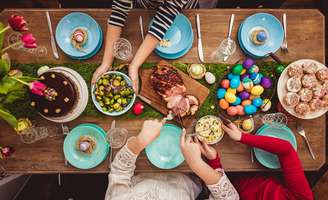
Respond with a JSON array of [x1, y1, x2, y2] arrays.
[[232, 64, 243, 75], [275, 65, 285, 74]]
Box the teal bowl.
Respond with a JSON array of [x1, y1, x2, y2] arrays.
[[63, 123, 110, 169], [145, 124, 185, 169], [253, 124, 297, 169], [91, 71, 136, 116]]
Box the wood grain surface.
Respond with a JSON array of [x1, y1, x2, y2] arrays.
[[0, 9, 326, 173], [139, 61, 210, 127]]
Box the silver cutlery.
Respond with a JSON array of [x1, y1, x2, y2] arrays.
[[196, 14, 204, 63], [46, 11, 59, 59], [108, 120, 115, 168], [139, 16, 144, 40], [281, 13, 288, 52], [137, 94, 152, 105], [296, 124, 315, 160], [61, 124, 70, 167], [223, 14, 235, 62]]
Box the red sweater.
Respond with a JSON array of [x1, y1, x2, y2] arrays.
[[208, 133, 313, 200]]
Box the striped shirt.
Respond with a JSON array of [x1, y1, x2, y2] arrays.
[[108, 0, 198, 40]]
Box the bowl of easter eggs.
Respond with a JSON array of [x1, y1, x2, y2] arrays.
[[216, 58, 274, 118]]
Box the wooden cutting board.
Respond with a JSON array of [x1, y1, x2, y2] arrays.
[[139, 62, 210, 127]]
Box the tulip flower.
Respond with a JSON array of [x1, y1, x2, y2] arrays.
[[10, 77, 46, 96], [0, 146, 15, 158], [2, 33, 37, 53], [8, 15, 28, 32], [14, 118, 32, 134]]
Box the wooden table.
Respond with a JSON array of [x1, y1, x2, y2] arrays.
[[0, 9, 326, 173]]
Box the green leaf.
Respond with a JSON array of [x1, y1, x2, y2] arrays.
[[0, 22, 4, 51], [2, 90, 26, 104], [0, 107, 18, 128], [0, 76, 24, 94], [0, 59, 10, 79]]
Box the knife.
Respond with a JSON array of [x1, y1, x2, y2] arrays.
[[139, 16, 144, 40], [46, 11, 59, 59], [196, 14, 204, 63]]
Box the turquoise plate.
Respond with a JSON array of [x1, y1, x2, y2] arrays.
[[238, 22, 262, 59], [154, 35, 193, 59], [146, 124, 184, 169], [63, 123, 110, 169], [253, 124, 297, 169], [239, 13, 284, 57], [56, 12, 102, 58]]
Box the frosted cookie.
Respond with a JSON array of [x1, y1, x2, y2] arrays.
[[286, 77, 302, 92], [312, 85, 325, 98], [284, 92, 300, 107], [303, 62, 318, 74], [309, 98, 323, 111], [298, 88, 313, 102], [316, 68, 328, 81], [287, 64, 303, 77], [295, 103, 310, 115], [302, 74, 318, 88]]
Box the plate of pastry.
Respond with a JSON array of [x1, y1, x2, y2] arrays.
[[63, 123, 110, 169], [277, 59, 328, 119]]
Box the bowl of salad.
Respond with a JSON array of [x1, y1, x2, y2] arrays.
[[195, 115, 224, 144], [91, 71, 136, 116]]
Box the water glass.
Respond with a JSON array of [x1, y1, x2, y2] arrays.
[[112, 38, 133, 61], [106, 128, 128, 149]]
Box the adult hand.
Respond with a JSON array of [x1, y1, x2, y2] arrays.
[[91, 63, 110, 84], [195, 138, 217, 160], [180, 129, 203, 169], [136, 119, 164, 149], [128, 65, 139, 94], [221, 122, 242, 142]]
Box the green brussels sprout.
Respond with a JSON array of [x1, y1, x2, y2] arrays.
[[99, 91, 104, 96], [99, 101, 104, 107], [120, 80, 126, 86], [121, 98, 127, 105], [117, 98, 122, 104], [102, 79, 109, 86], [99, 85, 105, 91], [102, 107, 108, 112], [113, 79, 120, 87], [108, 108, 114, 112], [97, 79, 103, 85], [114, 95, 120, 100], [110, 99, 115, 104], [116, 76, 122, 81], [113, 103, 121, 110]]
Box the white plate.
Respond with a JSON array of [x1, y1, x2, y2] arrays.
[[277, 59, 328, 119]]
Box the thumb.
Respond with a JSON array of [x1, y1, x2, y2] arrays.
[[221, 123, 231, 133], [180, 128, 186, 146]]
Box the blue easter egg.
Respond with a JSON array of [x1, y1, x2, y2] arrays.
[[251, 73, 263, 85], [244, 105, 257, 115], [230, 78, 240, 89], [252, 97, 263, 107], [256, 31, 267, 42], [232, 96, 241, 106], [248, 65, 260, 74], [227, 73, 240, 80], [216, 88, 226, 99]]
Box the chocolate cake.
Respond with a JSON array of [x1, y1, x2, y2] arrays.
[[30, 71, 77, 117]]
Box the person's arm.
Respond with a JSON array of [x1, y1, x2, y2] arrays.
[[128, 0, 189, 92], [105, 120, 164, 200], [92, 0, 132, 83], [222, 123, 313, 200]]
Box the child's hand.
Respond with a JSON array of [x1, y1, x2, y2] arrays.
[[195, 138, 217, 160], [221, 122, 242, 141], [136, 119, 164, 148], [180, 129, 203, 169]]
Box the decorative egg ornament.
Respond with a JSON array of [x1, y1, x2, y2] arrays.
[[275, 64, 285, 75], [219, 99, 229, 110], [240, 69, 247, 75], [260, 76, 273, 88], [261, 99, 272, 112], [227, 73, 240, 80], [248, 65, 260, 74], [252, 97, 263, 107], [230, 78, 240, 89], [242, 118, 254, 132], [232, 96, 241, 106], [227, 88, 237, 94], [221, 79, 230, 88], [239, 91, 250, 100], [232, 64, 243, 75], [236, 105, 245, 116], [242, 58, 254, 69], [244, 105, 257, 115], [133, 102, 144, 115], [251, 73, 263, 85], [216, 88, 226, 99], [237, 84, 244, 92], [188, 64, 206, 79], [241, 74, 250, 81], [242, 99, 252, 106], [205, 72, 216, 84], [225, 92, 237, 103], [251, 85, 264, 96], [227, 106, 238, 116], [242, 78, 254, 91]]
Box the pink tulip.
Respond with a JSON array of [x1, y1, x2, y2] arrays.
[[8, 15, 28, 32], [1, 146, 15, 158], [21, 33, 37, 48], [29, 81, 46, 96]]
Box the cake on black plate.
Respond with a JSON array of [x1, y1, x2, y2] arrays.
[[30, 71, 77, 117]]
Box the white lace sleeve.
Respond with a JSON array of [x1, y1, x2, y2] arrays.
[[105, 137, 138, 200], [208, 169, 240, 200]]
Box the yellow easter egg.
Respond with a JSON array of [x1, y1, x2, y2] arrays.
[[251, 85, 264, 96], [225, 92, 236, 103], [240, 68, 247, 75], [242, 119, 254, 131], [227, 88, 237, 94]]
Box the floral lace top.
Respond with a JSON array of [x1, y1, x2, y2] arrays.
[[105, 138, 239, 200]]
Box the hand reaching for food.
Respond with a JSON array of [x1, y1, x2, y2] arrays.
[[221, 122, 242, 142], [129, 65, 139, 93], [195, 137, 217, 160], [92, 63, 110, 84], [180, 129, 203, 169], [136, 119, 164, 148]]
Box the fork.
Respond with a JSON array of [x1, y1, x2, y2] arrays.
[[296, 124, 315, 160], [281, 13, 288, 52]]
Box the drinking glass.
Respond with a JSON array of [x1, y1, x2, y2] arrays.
[[112, 38, 133, 61], [211, 38, 236, 62], [20, 125, 58, 144], [106, 128, 128, 149]]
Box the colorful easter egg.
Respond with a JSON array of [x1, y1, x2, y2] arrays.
[[260, 76, 272, 88], [227, 73, 240, 80], [237, 84, 244, 92], [251, 85, 264, 96], [248, 65, 260, 74], [227, 88, 237, 94], [252, 97, 263, 107], [230, 78, 240, 89], [216, 88, 226, 99], [239, 91, 250, 100], [241, 73, 250, 81], [261, 99, 272, 112], [251, 73, 263, 85], [227, 106, 238, 116], [232, 64, 243, 75], [232, 96, 241, 106], [243, 58, 254, 69], [242, 118, 254, 131], [240, 68, 247, 75], [236, 105, 245, 116], [242, 78, 254, 91], [244, 105, 257, 115], [221, 79, 230, 88], [205, 72, 216, 84], [225, 92, 236, 103], [275, 65, 285, 74], [241, 99, 252, 106], [250, 95, 260, 100], [219, 99, 229, 110]]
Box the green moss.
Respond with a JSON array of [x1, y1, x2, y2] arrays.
[[10, 62, 287, 120]]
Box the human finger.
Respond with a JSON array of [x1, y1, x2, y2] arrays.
[[180, 128, 186, 146]]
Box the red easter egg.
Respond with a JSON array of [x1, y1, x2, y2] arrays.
[[221, 79, 230, 89], [227, 106, 238, 116], [241, 99, 252, 106], [133, 102, 144, 115]]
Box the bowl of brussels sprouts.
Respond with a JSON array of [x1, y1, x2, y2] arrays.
[[91, 71, 136, 116]]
